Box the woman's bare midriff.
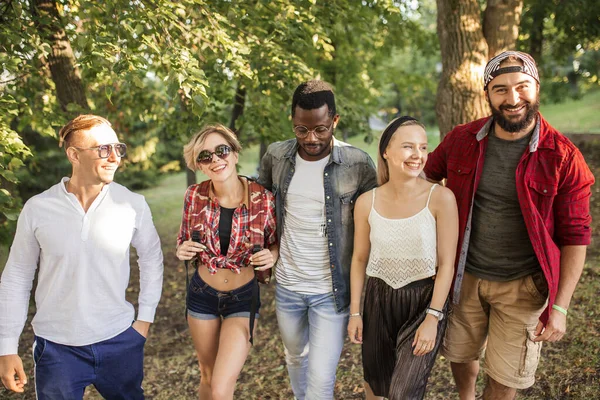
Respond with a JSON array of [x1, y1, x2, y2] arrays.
[[197, 264, 255, 292]]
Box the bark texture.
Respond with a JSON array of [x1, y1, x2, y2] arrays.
[[31, 0, 89, 112], [229, 84, 246, 134], [483, 0, 524, 57], [528, 1, 547, 62], [435, 0, 489, 137]]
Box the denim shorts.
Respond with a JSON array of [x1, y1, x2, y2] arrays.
[[187, 271, 260, 320]]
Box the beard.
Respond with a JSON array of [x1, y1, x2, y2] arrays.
[[489, 97, 540, 133]]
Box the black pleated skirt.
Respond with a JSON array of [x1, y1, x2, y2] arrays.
[[362, 276, 447, 400]]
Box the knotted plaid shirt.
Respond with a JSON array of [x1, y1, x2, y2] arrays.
[[177, 179, 277, 274]]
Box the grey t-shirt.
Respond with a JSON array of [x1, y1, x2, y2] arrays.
[[465, 128, 541, 281]]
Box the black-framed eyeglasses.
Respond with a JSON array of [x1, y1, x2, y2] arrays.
[[293, 121, 334, 138], [197, 144, 232, 165], [72, 143, 127, 158]]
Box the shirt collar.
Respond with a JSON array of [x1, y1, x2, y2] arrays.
[[207, 177, 249, 209], [476, 116, 541, 152], [285, 137, 343, 165]]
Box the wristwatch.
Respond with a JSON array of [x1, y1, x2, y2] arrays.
[[426, 307, 444, 321]]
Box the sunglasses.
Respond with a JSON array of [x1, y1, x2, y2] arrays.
[[197, 144, 232, 165], [72, 143, 127, 159]]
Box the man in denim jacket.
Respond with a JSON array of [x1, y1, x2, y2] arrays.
[[258, 80, 377, 400]]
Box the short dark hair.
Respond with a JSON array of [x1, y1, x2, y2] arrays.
[[291, 80, 336, 117]]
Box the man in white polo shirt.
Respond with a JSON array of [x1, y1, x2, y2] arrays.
[[0, 115, 164, 399]]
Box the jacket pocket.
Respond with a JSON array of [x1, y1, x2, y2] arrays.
[[340, 190, 358, 225], [527, 180, 557, 220], [447, 162, 472, 176]]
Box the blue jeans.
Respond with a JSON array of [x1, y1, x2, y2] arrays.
[[33, 326, 146, 399], [275, 284, 348, 400]]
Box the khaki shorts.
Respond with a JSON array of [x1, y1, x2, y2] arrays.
[[441, 271, 548, 389]]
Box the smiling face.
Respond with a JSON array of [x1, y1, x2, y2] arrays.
[[486, 62, 539, 137], [293, 104, 339, 161], [383, 124, 428, 179], [196, 132, 239, 182], [69, 123, 122, 185]]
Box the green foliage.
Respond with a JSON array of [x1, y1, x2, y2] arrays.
[[519, 0, 600, 103], [1, 0, 435, 245]]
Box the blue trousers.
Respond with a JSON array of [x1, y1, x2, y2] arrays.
[[33, 326, 146, 400]]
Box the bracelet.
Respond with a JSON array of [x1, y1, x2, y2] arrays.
[[552, 304, 568, 316], [349, 312, 362, 318]]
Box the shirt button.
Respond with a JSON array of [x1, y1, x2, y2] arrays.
[[334, 288, 338, 292], [543, 189, 547, 193], [458, 169, 461, 173], [326, 196, 330, 200], [325, 173, 328, 176], [329, 243, 333, 246], [328, 219, 331, 223], [331, 264, 335, 269]]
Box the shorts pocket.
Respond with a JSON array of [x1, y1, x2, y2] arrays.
[[232, 284, 255, 303], [519, 327, 542, 377], [524, 273, 548, 304], [189, 274, 206, 294], [33, 337, 47, 364]]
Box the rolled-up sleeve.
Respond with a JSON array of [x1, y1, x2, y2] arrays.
[[131, 200, 164, 323], [554, 148, 595, 246], [0, 204, 40, 355]]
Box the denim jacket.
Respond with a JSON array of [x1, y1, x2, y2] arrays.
[[257, 137, 377, 312]]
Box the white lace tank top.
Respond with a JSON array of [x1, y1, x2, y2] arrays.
[[366, 185, 438, 289]]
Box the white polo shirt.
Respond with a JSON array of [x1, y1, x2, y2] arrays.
[[0, 178, 164, 355]]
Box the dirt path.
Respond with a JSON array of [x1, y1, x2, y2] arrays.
[[4, 144, 600, 399]]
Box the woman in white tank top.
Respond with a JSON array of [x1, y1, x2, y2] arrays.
[[347, 117, 459, 400]]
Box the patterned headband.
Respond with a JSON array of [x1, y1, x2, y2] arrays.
[[484, 51, 539, 89]]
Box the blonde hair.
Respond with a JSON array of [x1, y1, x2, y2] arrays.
[[59, 114, 112, 148], [377, 119, 425, 185], [183, 124, 242, 171]]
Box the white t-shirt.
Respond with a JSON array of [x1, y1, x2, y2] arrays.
[[0, 178, 164, 354], [275, 154, 332, 294]]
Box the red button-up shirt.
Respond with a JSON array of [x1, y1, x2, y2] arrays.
[[424, 114, 595, 324]]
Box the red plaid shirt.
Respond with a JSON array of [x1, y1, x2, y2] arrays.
[[177, 179, 277, 274], [424, 114, 595, 324]]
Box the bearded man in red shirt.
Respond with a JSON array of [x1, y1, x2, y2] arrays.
[[424, 51, 595, 400]]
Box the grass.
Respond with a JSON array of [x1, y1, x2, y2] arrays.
[[540, 90, 600, 134]]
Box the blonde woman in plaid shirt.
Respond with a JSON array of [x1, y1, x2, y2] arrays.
[[176, 124, 278, 400]]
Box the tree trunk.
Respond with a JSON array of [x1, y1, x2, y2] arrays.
[[229, 84, 246, 134], [31, 0, 89, 112], [483, 0, 524, 57], [186, 169, 196, 188], [435, 0, 489, 137], [528, 1, 547, 62]]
